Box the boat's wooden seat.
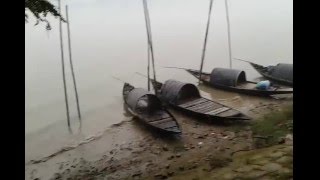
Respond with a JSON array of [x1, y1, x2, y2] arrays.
[[142, 110, 179, 130], [178, 97, 240, 116]]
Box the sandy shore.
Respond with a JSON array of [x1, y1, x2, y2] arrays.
[[25, 93, 292, 180]]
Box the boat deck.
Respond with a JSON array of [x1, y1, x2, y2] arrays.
[[178, 97, 240, 117], [141, 110, 180, 132]]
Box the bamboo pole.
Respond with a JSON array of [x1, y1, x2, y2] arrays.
[[225, 0, 233, 69], [66, 5, 82, 122], [147, 45, 150, 91], [143, 0, 157, 94], [142, 0, 151, 91], [58, 0, 71, 132], [199, 0, 214, 84]]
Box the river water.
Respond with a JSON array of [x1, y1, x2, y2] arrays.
[[25, 0, 292, 163]]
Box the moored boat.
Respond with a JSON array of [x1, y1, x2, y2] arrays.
[[123, 83, 181, 134], [235, 59, 293, 86], [150, 79, 251, 121], [185, 68, 293, 97]]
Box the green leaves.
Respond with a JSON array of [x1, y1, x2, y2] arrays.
[[25, 0, 65, 30]]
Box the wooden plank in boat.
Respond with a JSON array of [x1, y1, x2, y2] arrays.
[[147, 113, 171, 122], [151, 120, 177, 129], [178, 98, 206, 108], [164, 126, 178, 130], [193, 102, 224, 112], [149, 117, 173, 124], [187, 99, 212, 108], [193, 105, 219, 113], [147, 116, 168, 122], [187, 101, 214, 111], [211, 102, 225, 110], [217, 110, 240, 117], [189, 104, 215, 113], [161, 121, 178, 128], [193, 104, 225, 114], [206, 107, 230, 115], [178, 98, 208, 108], [188, 100, 224, 112]]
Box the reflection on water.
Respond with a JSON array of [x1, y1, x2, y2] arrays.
[[25, 0, 292, 162]]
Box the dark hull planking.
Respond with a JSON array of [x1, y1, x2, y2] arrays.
[[186, 69, 293, 97], [123, 83, 181, 134]]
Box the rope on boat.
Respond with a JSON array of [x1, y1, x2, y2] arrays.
[[111, 75, 127, 83], [162, 66, 189, 70], [199, 0, 214, 84], [135, 72, 148, 79], [66, 5, 82, 124], [233, 58, 253, 64], [58, 0, 71, 133]]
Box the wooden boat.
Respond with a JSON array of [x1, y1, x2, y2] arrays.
[[237, 59, 293, 86], [150, 79, 251, 121], [185, 68, 293, 97], [123, 83, 181, 134]]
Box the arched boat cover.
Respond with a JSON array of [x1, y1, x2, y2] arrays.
[[126, 88, 161, 111], [160, 79, 200, 105], [210, 68, 246, 87], [268, 63, 293, 82]]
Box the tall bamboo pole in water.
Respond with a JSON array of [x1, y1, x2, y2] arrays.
[[199, 0, 214, 84], [145, 0, 156, 90], [147, 45, 151, 91], [143, 0, 157, 94], [66, 5, 82, 122], [143, 0, 151, 91], [225, 0, 233, 69], [58, 0, 71, 131]]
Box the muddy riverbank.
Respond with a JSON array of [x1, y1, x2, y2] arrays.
[[25, 94, 292, 180]]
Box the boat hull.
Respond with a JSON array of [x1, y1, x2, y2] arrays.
[[249, 63, 293, 87], [123, 83, 181, 134], [186, 69, 293, 97]]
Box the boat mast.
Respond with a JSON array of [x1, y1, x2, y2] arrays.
[[225, 0, 233, 69], [199, 0, 214, 84]]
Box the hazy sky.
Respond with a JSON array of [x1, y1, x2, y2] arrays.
[[25, 0, 292, 133]]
